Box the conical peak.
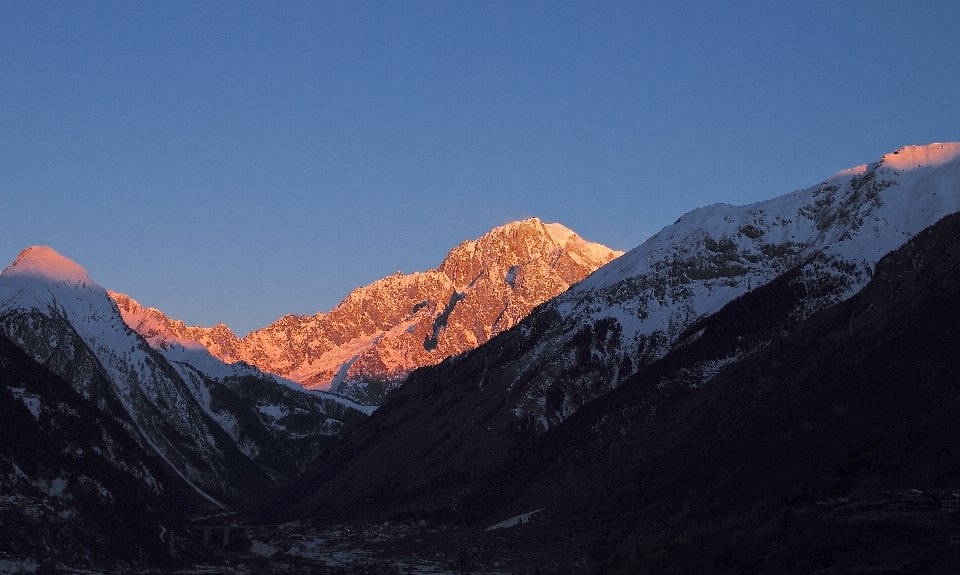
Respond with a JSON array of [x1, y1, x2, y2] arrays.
[[2, 246, 94, 285]]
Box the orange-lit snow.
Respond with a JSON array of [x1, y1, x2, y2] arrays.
[[879, 143, 960, 172], [108, 218, 622, 393], [3, 246, 92, 284]]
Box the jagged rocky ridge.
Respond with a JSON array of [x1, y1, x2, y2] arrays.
[[110, 218, 622, 404], [262, 142, 960, 524], [0, 247, 369, 511]]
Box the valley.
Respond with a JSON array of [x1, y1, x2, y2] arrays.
[[2, 143, 960, 574]]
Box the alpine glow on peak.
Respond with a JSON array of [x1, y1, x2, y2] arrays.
[[109, 218, 622, 405]]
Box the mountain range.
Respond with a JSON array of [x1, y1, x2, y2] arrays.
[[0, 217, 621, 568], [0, 247, 369, 515], [256, 143, 960, 572], [261, 143, 960, 523], [2, 142, 959, 573], [108, 218, 622, 404]]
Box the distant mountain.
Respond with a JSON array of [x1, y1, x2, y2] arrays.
[[111, 218, 622, 404], [260, 143, 960, 528], [0, 247, 369, 511], [0, 335, 205, 568]]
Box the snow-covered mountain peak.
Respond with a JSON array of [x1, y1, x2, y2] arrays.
[[438, 217, 623, 285], [0, 246, 118, 329], [1, 246, 373, 508], [421, 142, 960, 437], [2, 246, 93, 287], [109, 218, 622, 402], [571, 142, 960, 303], [494, 141, 960, 429]]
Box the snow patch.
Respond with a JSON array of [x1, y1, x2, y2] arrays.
[[9, 388, 42, 420], [485, 508, 544, 531], [258, 404, 287, 419], [45, 477, 68, 497], [505, 265, 518, 287], [0, 559, 39, 574], [328, 354, 361, 391], [250, 540, 279, 557]]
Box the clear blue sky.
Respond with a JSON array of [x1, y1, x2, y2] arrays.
[[2, 1, 958, 336]]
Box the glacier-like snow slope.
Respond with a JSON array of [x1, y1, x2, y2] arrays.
[[0, 247, 369, 508], [124, 310, 373, 415], [512, 143, 960, 428]]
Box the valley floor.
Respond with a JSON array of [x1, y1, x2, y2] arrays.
[[4, 491, 960, 575], [186, 518, 550, 575]]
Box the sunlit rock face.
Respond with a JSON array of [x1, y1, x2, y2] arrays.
[[110, 218, 622, 403]]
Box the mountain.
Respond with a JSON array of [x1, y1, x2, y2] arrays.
[[109, 218, 622, 404], [522, 143, 960, 428], [0, 247, 369, 511], [0, 335, 206, 569], [452, 209, 960, 574], [261, 143, 960, 526]]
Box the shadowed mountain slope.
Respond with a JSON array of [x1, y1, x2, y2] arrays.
[[0, 335, 206, 568], [456, 210, 960, 573], [260, 145, 960, 529], [0, 247, 368, 511]]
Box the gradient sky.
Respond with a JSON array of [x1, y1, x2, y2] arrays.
[[2, 1, 958, 336]]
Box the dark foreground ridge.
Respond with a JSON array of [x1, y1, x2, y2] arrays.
[[258, 212, 960, 573], [0, 336, 206, 569]]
